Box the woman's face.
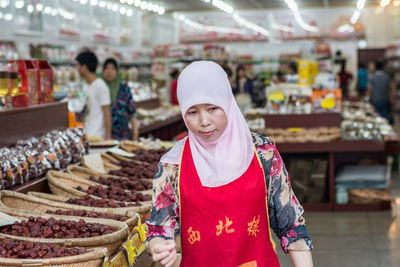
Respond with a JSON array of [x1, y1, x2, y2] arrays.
[[238, 69, 245, 78], [103, 63, 118, 82], [185, 104, 228, 142]]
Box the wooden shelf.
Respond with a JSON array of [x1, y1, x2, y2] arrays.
[[277, 140, 385, 154], [303, 202, 332, 212], [334, 202, 391, 211], [0, 102, 69, 147], [12, 176, 50, 194], [264, 113, 341, 128], [136, 98, 160, 109], [139, 114, 185, 140]]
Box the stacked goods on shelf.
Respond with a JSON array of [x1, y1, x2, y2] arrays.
[[137, 105, 181, 128], [0, 206, 129, 255], [0, 127, 88, 190], [0, 237, 107, 266], [0, 190, 140, 230], [257, 127, 341, 143], [286, 157, 328, 203], [341, 101, 397, 141]]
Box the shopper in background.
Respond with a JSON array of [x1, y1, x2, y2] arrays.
[[337, 63, 353, 99], [169, 69, 179, 106], [233, 65, 255, 112], [146, 61, 313, 267], [75, 51, 111, 140], [357, 63, 368, 97], [102, 58, 139, 141], [286, 62, 299, 84], [367, 61, 395, 124]]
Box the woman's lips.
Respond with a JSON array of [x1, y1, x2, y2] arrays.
[[201, 130, 215, 136]]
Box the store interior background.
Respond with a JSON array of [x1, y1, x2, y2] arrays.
[[1, 0, 400, 266]]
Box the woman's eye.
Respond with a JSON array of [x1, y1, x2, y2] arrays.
[[187, 111, 196, 115], [209, 107, 217, 111]]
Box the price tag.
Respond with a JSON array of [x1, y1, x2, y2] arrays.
[[288, 128, 304, 133], [123, 216, 148, 265], [103, 249, 129, 267]]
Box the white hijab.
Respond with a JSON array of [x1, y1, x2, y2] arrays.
[[162, 61, 254, 187]]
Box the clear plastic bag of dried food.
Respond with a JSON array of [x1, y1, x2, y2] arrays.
[[72, 126, 89, 154], [34, 149, 53, 177], [0, 155, 16, 189], [13, 147, 30, 183], [21, 146, 39, 181], [65, 128, 86, 163]]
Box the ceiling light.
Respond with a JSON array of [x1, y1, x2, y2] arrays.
[[285, 0, 298, 12], [120, 6, 126, 14], [107, 2, 112, 9], [158, 7, 164, 15], [212, 0, 233, 13], [80, 0, 88, 4], [127, 0, 133, 4], [36, 3, 43, 12], [4, 13, 12, 20], [134, 0, 140, 7], [140, 1, 147, 10], [127, 9, 133, 16], [233, 13, 269, 36], [380, 0, 391, 7], [294, 12, 319, 32], [120, 0, 127, 3], [0, 0, 9, 8], [51, 9, 58, 16], [44, 6, 52, 14], [15, 0, 24, 9], [350, 9, 361, 24], [356, 0, 366, 9], [112, 3, 119, 11], [27, 4, 34, 13], [272, 23, 294, 32], [90, 0, 98, 6], [99, 1, 106, 8]]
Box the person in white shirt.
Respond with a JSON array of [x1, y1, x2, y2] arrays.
[[75, 51, 111, 140]]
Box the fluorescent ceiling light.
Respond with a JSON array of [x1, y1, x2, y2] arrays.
[[176, 14, 246, 34], [380, 0, 391, 7], [294, 12, 319, 32], [338, 24, 354, 32], [350, 9, 361, 24], [15, 0, 24, 9], [357, 0, 366, 9], [271, 23, 294, 32], [212, 0, 233, 14]]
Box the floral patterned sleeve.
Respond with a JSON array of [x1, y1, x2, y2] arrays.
[[254, 133, 312, 254], [146, 162, 180, 241]]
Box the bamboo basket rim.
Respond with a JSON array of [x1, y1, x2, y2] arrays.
[[108, 153, 150, 166], [0, 190, 139, 224], [120, 140, 150, 151], [47, 170, 152, 201], [46, 171, 96, 198], [0, 206, 129, 247], [66, 165, 153, 191], [0, 239, 108, 266], [26, 191, 152, 215]]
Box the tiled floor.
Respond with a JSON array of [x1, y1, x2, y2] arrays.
[[274, 173, 400, 267]]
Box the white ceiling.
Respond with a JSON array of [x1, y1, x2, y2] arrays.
[[150, 0, 379, 12]]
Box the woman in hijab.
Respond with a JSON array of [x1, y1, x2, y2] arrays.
[[102, 58, 139, 140], [146, 61, 313, 267]]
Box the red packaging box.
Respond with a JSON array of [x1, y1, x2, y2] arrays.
[[11, 60, 38, 107], [33, 60, 54, 104]]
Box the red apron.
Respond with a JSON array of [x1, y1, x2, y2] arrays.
[[179, 140, 280, 267]]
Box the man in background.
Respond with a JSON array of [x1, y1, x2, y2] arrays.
[[75, 51, 111, 139], [367, 61, 395, 124]]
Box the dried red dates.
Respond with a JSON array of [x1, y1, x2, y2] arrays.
[[76, 185, 152, 202], [0, 238, 88, 259], [45, 209, 129, 221], [66, 195, 140, 208], [0, 216, 118, 239]]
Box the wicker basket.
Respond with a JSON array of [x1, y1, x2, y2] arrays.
[[0, 237, 108, 267], [26, 191, 151, 215], [348, 189, 393, 204], [46, 171, 97, 198], [0, 190, 138, 230], [47, 170, 152, 203], [120, 140, 149, 152], [0, 206, 129, 255], [66, 165, 153, 195]]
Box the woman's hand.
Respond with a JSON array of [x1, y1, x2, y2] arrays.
[[149, 238, 177, 267]]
